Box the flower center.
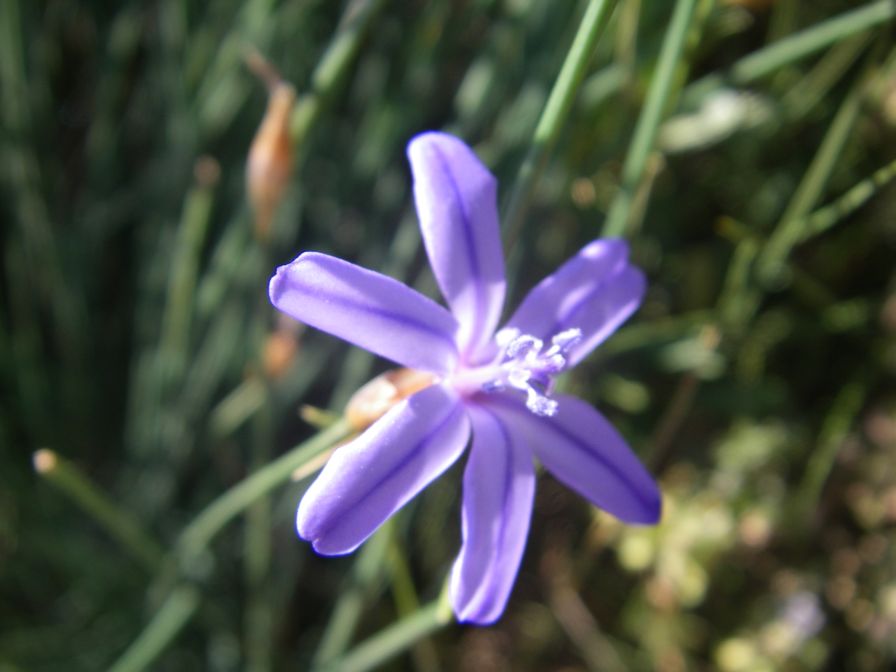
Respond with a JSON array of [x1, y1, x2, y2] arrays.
[[454, 327, 582, 417]]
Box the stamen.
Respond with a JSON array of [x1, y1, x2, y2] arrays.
[[494, 328, 520, 348], [542, 353, 566, 373], [526, 391, 558, 416], [475, 327, 583, 417], [551, 328, 583, 351], [507, 368, 531, 389], [505, 334, 542, 360]]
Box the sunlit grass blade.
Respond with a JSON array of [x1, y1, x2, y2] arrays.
[[792, 377, 868, 526], [32, 449, 164, 573], [797, 157, 896, 243], [107, 586, 200, 672], [312, 525, 391, 667], [602, 0, 700, 238], [683, 0, 896, 105], [321, 585, 453, 672], [109, 420, 353, 671], [502, 0, 618, 244], [160, 159, 219, 382], [176, 418, 353, 559], [290, 0, 389, 147], [757, 52, 882, 285]]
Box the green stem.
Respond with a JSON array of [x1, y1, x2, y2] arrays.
[[176, 418, 353, 560], [780, 33, 870, 119], [324, 588, 453, 672], [312, 525, 391, 667], [33, 449, 164, 573], [109, 420, 352, 672], [797, 157, 896, 242], [244, 383, 275, 672], [502, 0, 618, 244], [107, 586, 200, 672], [290, 0, 387, 146], [599, 309, 714, 356], [718, 236, 760, 336], [209, 376, 268, 438], [757, 56, 873, 285], [683, 0, 896, 105], [793, 377, 867, 525], [386, 528, 440, 672], [160, 162, 217, 380], [602, 0, 700, 238]]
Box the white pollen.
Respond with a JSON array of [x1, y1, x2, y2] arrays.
[[474, 326, 582, 417], [494, 328, 520, 348]]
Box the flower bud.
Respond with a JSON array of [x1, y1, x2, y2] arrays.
[[247, 73, 296, 241], [345, 368, 437, 430], [263, 329, 299, 380]]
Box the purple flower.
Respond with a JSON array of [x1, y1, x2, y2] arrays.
[[269, 132, 661, 624]]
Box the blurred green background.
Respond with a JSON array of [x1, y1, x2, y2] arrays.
[[2, 0, 896, 670]]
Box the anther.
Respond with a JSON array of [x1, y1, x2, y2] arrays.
[[505, 335, 543, 360], [547, 328, 582, 354], [478, 326, 584, 417], [526, 392, 558, 417]]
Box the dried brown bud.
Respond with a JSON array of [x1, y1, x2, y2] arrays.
[[193, 155, 221, 188], [33, 448, 58, 474], [263, 329, 299, 379], [345, 368, 438, 430], [247, 80, 296, 241]]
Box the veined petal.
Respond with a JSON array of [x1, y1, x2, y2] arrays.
[[408, 132, 506, 358], [270, 252, 459, 374], [505, 239, 645, 367], [450, 405, 535, 624], [297, 384, 470, 555], [491, 394, 661, 525]]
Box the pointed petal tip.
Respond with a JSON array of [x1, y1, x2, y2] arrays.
[[296, 475, 365, 557], [629, 264, 648, 304], [267, 251, 460, 372], [309, 538, 357, 557], [296, 506, 360, 557], [407, 130, 461, 159], [268, 264, 288, 305], [583, 237, 629, 260], [630, 483, 663, 525], [268, 252, 310, 307], [450, 576, 504, 625], [453, 608, 502, 627], [294, 496, 316, 542]]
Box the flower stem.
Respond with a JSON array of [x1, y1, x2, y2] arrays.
[[107, 420, 352, 672], [386, 531, 441, 672], [756, 52, 879, 285], [793, 376, 868, 526], [32, 449, 164, 573], [160, 162, 217, 384], [503, 0, 618, 244], [176, 418, 353, 560], [244, 383, 276, 672], [796, 157, 896, 242], [683, 0, 896, 106], [289, 0, 387, 147], [602, 0, 700, 238], [107, 585, 201, 672], [312, 524, 391, 667], [322, 583, 453, 672]]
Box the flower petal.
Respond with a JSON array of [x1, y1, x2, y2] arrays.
[[450, 405, 535, 624], [297, 384, 470, 555], [270, 251, 459, 373], [490, 394, 661, 524], [505, 239, 645, 366], [408, 132, 506, 358]]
